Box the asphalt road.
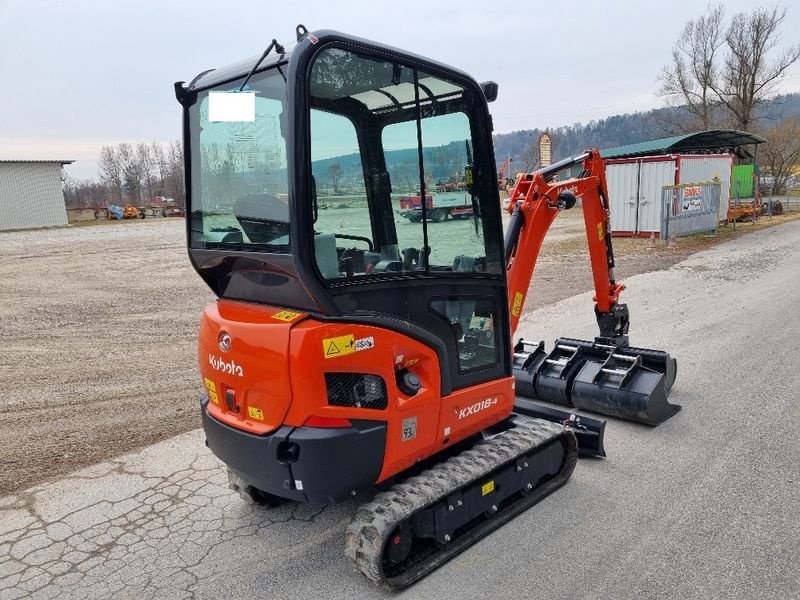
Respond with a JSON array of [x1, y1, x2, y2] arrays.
[[2, 221, 799, 599]]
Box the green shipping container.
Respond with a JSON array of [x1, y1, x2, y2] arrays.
[[732, 164, 754, 198]]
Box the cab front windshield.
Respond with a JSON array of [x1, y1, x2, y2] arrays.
[[188, 68, 290, 251]]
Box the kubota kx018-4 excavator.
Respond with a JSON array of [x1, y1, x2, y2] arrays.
[[174, 26, 679, 587]]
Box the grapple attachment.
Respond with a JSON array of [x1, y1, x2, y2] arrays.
[[513, 338, 680, 426]]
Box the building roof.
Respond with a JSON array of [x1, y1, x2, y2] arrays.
[[602, 129, 767, 159], [0, 159, 75, 164]]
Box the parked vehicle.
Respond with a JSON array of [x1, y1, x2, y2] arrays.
[[398, 191, 473, 221]]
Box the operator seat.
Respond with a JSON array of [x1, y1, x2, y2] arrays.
[[233, 193, 289, 245]]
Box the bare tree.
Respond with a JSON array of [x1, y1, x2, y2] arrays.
[[659, 4, 726, 130], [98, 146, 123, 203], [327, 163, 344, 193], [136, 143, 156, 200], [660, 5, 800, 131], [63, 175, 109, 209], [759, 116, 800, 193], [151, 141, 167, 193], [165, 141, 185, 204], [116, 143, 138, 202], [713, 6, 800, 130], [96, 141, 183, 205]]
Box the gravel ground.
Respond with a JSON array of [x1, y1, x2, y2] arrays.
[[0, 211, 778, 493], [0, 221, 214, 493], [1, 220, 797, 599]]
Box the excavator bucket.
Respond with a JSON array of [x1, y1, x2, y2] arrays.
[[557, 337, 677, 394], [513, 338, 680, 426]]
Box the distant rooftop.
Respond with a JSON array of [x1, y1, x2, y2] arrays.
[[602, 129, 767, 160], [0, 159, 75, 164]]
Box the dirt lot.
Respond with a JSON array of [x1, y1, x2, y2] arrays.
[[1, 211, 798, 493]]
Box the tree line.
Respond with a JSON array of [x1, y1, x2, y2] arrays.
[[64, 141, 184, 209], [494, 5, 800, 192], [65, 5, 800, 206]]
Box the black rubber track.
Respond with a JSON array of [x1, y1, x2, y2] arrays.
[[344, 415, 578, 588]]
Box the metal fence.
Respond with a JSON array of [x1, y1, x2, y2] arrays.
[[757, 182, 800, 216], [661, 182, 720, 239]]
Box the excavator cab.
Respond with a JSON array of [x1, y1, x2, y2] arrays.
[[177, 29, 511, 397], [175, 26, 678, 588]]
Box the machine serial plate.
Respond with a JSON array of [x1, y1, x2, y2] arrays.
[[401, 417, 417, 441]]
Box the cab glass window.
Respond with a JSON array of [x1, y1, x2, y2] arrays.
[[189, 68, 290, 251], [308, 47, 502, 281]]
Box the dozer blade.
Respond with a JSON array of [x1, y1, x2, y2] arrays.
[[514, 397, 606, 458], [513, 338, 680, 426], [345, 416, 577, 588]]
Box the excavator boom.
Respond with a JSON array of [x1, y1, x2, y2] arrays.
[[505, 150, 623, 337], [505, 150, 680, 425]]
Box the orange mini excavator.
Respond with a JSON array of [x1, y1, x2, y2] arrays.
[[175, 25, 678, 587]]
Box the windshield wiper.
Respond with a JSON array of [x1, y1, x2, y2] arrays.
[[239, 39, 286, 91]]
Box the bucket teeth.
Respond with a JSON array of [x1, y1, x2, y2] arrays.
[[513, 337, 680, 426]]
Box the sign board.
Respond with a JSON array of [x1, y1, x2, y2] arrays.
[[538, 132, 552, 168], [681, 186, 703, 211]]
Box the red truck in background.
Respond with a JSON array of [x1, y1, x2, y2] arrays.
[[398, 191, 474, 222]]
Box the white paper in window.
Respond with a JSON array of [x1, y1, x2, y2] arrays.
[[208, 91, 255, 122]]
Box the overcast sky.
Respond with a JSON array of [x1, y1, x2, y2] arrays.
[[1, 0, 798, 179]]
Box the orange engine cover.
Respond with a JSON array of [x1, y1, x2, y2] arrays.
[[198, 301, 304, 435], [198, 299, 515, 484]]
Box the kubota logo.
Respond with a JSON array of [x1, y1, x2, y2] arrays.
[[457, 397, 498, 420], [209, 354, 244, 377], [218, 332, 232, 352]]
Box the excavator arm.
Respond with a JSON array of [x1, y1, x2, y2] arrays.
[[504, 149, 680, 426], [504, 149, 628, 342]]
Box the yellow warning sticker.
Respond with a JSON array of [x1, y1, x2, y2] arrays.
[[248, 406, 264, 420], [272, 310, 303, 322], [511, 292, 524, 317], [323, 334, 355, 359], [597, 222, 604, 241], [204, 378, 219, 403], [481, 480, 495, 496]]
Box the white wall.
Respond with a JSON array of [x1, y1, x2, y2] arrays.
[[606, 158, 676, 234], [0, 163, 68, 231], [678, 156, 733, 220]]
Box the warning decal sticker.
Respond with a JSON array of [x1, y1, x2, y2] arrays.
[[323, 334, 355, 359], [354, 336, 375, 351], [204, 378, 219, 404], [323, 334, 376, 359], [271, 310, 303, 322], [511, 292, 524, 317]]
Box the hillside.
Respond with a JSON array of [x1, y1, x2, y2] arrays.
[[493, 93, 800, 168], [310, 94, 800, 190]]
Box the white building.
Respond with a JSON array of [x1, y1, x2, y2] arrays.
[[0, 160, 74, 231], [601, 130, 766, 236]]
